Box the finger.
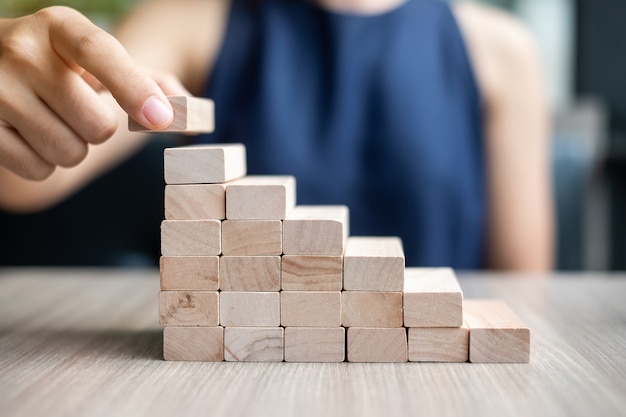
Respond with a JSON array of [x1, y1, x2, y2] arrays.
[[150, 72, 192, 97], [43, 6, 174, 130], [0, 124, 55, 181]]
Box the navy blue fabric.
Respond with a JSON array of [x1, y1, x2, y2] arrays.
[[201, 0, 486, 268]]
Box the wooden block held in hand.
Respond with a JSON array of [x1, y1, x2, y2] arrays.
[[165, 184, 226, 220], [347, 328, 407, 363], [343, 237, 405, 291], [464, 299, 530, 363], [403, 268, 463, 327], [281, 291, 342, 327], [226, 176, 296, 220], [220, 292, 280, 327], [129, 96, 215, 133], [220, 256, 281, 291], [161, 220, 221, 256], [224, 327, 284, 362], [341, 291, 403, 328], [281, 255, 343, 291], [160, 256, 219, 290], [283, 206, 349, 255], [164, 143, 246, 185], [408, 326, 469, 362], [163, 326, 224, 361], [284, 327, 345, 362], [222, 220, 282, 255], [159, 291, 219, 326]]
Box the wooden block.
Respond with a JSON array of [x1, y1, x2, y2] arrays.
[[403, 268, 463, 327], [346, 328, 407, 363], [281, 255, 343, 291], [220, 292, 280, 327], [163, 143, 246, 185], [284, 327, 345, 362], [341, 291, 403, 328], [164, 184, 226, 220], [160, 256, 219, 290], [223, 327, 284, 362], [161, 220, 221, 256], [159, 291, 219, 326], [163, 326, 224, 361], [343, 237, 405, 291], [222, 220, 282, 255], [220, 256, 281, 291], [280, 291, 342, 327], [464, 299, 531, 363], [129, 96, 215, 133], [408, 326, 469, 362], [225, 176, 296, 220], [283, 206, 349, 255]]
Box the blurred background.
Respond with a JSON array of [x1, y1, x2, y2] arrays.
[[1, 0, 624, 270]]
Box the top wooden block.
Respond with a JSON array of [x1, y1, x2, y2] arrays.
[[128, 96, 215, 133], [403, 268, 463, 327], [226, 176, 296, 220], [164, 144, 247, 184], [343, 237, 405, 291], [283, 205, 349, 255]]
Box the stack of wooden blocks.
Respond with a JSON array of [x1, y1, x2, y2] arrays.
[[134, 96, 530, 363]]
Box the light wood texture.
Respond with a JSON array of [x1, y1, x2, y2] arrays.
[[158, 291, 219, 326], [284, 327, 345, 363], [464, 299, 531, 363], [223, 327, 284, 362], [281, 255, 343, 291], [2, 269, 625, 417], [219, 292, 280, 327], [164, 184, 226, 220], [160, 256, 219, 291], [347, 328, 408, 363], [129, 96, 215, 133], [343, 237, 405, 291], [225, 176, 296, 220], [282, 206, 349, 255], [163, 326, 224, 361], [280, 291, 342, 327], [163, 143, 246, 185], [341, 291, 403, 328], [161, 220, 221, 256], [221, 220, 282, 255], [408, 326, 469, 362], [219, 256, 281, 291], [403, 268, 464, 327]]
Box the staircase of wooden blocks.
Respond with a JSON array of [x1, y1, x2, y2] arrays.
[[158, 143, 531, 363]]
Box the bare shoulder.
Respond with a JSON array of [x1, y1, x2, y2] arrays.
[[451, 1, 542, 104]]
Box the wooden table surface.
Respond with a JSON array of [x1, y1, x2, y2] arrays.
[[0, 268, 624, 417]]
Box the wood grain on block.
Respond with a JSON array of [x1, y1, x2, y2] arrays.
[[160, 256, 219, 291], [163, 326, 224, 361], [281, 255, 343, 291], [464, 299, 531, 363], [341, 291, 403, 328], [220, 256, 281, 291], [161, 220, 221, 256], [164, 184, 226, 220], [225, 176, 296, 220], [403, 268, 463, 327], [408, 326, 469, 362], [223, 327, 284, 362], [283, 206, 349, 255], [346, 328, 407, 363], [220, 292, 280, 327], [158, 291, 219, 326], [280, 291, 342, 327], [163, 143, 246, 185], [222, 220, 282, 255], [129, 96, 215, 133], [343, 237, 405, 291], [284, 327, 345, 362]]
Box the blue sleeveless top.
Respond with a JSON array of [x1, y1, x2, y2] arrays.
[[201, 0, 486, 268]]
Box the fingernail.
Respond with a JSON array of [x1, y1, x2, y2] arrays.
[[142, 96, 172, 127]]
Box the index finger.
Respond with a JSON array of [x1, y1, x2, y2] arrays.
[[45, 6, 174, 130]]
